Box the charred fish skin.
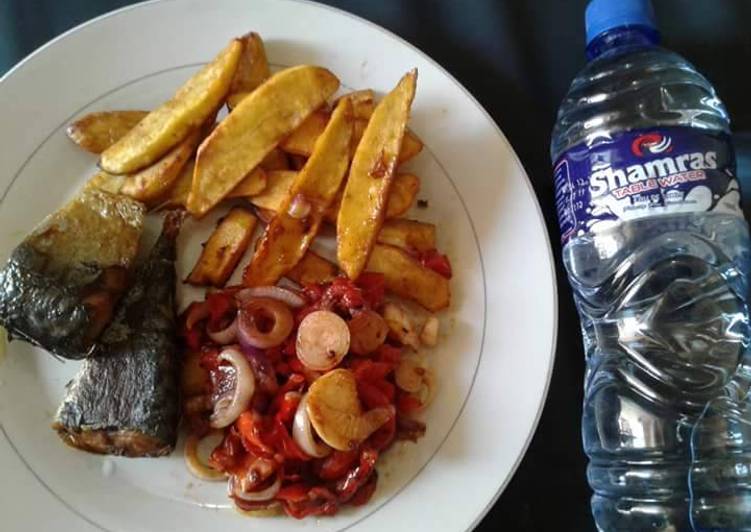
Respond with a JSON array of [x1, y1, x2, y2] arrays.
[[0, 244, 94, 359], [0, 189, 144, 359], [54, 212, 183, 457]]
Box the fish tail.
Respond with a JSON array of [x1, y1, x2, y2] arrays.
[[162, 209, 185, 240]]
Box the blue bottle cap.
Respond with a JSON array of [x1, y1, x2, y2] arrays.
[[585, 0, 657, 45]]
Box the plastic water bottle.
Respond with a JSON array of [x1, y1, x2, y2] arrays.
[[551, 1, 751, 530]]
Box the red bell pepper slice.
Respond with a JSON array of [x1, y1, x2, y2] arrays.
[[316, 450, 359, 481], [351, 359, 394, 382], [336, 447, 378, 502], [375, 344, 402, 365], [397, 392, 423, 415], [357, 380, 391, 409], [419, 249, 453, 279], [350, 470, 379, 506], [366, 415, 396, 452], [355, 272, 385, 309]]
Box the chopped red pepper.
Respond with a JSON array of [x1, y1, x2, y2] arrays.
[[281, 485, 339, 519], [316, 450, 359, 481], [336, 447, 378, 502], [294, 305, 318, 326], [397, 392, 423, 415], [351, 359, 394, 382], [281, 463, 304, 483], [396, 415, 427, 442], [236, 411, 275, 457], [182, 300, 210, 331], [180, 301, 210, 349], [355, 272, 385, 309], [206, 291, 236, 325], [375, 344, 402, 365], [182, 277, 431, 519], [372, 379, 395, 402], [269, 374, 305, 414], [350, 470, 378, 506], [276, 482, 310, 504], [282, 336, 297, 357], [288, 357, 306, 374], [264, 345, 283, 363], [209, 428, 245, 473], [419, 249, 453, 279], [278, 374, 306, 395], [199, 347, 221, 374], [236, 410, 310, 461], [366, 416, 396, 451], [357, 380, 391, 409], [301, 284, 324, 305], [274, 392, 301, 425], [325, 277, 366, 312], [184, 327, 203, 351], [266, 419, 311, 461], [269, 374, 306, 414]]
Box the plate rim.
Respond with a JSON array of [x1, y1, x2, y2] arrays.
[[0, 0, 559, 529]]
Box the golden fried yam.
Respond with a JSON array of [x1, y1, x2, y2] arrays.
[[67, 111, 148, 154], [366, 244, 449, 312], [186, 207, 257, 286], [119, 127, 201, 205], [337, 70, 417, 279], [243, 98, 353, 286], [100, 39, 242, 174], [377, 218, 436, 253], [188, 66, 339, 216], [286, 251, 338, 285], [280, 110, 329, 156], [226, 32, 271, 110], [225, 168, 267, 199]]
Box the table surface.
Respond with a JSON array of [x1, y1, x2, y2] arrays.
[[3, 1, 751, 530]]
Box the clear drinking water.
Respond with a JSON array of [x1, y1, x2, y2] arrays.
[[551, 1, 751, 530]]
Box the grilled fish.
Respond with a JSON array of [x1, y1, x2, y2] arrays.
[[0, 188, 144, 359], [53, 212, 183, 457]]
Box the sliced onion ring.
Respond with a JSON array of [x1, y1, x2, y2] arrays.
[[287, 194, 312, 219], [184, 431, 225, 481], [235, 286, 306, 308], [296, 310, 350, 371], [292, 393, 332, 458], [207, 315, 238, 345], [232, 499, 281, 516], [209, 347, 256, 429], [229, 473, 281, 502], [237, 298, 294, 349]]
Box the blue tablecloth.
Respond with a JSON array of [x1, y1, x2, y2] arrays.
[[2, 1, 751, 530]]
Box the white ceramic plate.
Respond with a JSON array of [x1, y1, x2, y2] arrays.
[[0, 1, 556, 530]]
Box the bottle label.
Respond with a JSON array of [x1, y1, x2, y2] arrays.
[[553, 127, 742, 243]]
